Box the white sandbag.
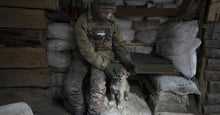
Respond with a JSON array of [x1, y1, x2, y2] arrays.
[[153, 0, 175, 3], [154, 112, 195, 115], [156, 38, 201, 78], [116, 18, 132, 29], [47, 23, 75, 42], [135, 30, 158, 44], [150, 92, 189, 105], [0, 102, 33, 115], [153, 103, 188, 113], [125, 0, 149, 6], [121, 29, 135, 41], [156, 3, 177, 8], [102, 93, 152, 115], [116, 0, 124, 6], [147, 17, 169, 24], [47, 51, 72, 69], [126, 46, 153, 54], [157, 21, 199, 41], [149, 75, 201, 95], [125, 17, 143, 21], [133, 20, 160, 31], [47, 39, 75, 51]]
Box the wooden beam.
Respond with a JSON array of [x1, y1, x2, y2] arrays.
[[208, 81, 220, 93], [205, 70, 220, 81], [207, 93, 220, 104], [0, 7, 46, 29], [0, 48, 47, 68], [205, 40, 220, 48], [0, 29, 44, 47], [203, 105, 220, 114], [204, 31, 220, 40], [207, 59, 220, 71], [0, 0, 59, 10], [115, 7, 178, 17], [0, 69, 49, 87], [206, 48, 220, 58]]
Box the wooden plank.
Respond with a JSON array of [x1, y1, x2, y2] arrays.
[[205, 40, 220, 48], [0, 0, 59, 10], [207, 94, 220, 104], [206, 48, 220, 58], [207, 0, 220, 21], [208, 81, 220, 93], [203, 105, 220, 114], [0, 69, 49, 87], [207, 59, 220, 71], [115, 7, 178, 17], [0, 29, 44, 47], [0, 88, 68, 115], [204, 31, 220, 40], [0, 48, 47, 68], [205, 70, 220, 81], [0, 7, 46, 29]]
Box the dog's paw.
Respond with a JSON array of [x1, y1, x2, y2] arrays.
[[117, 104, 123, 110], [124, 96, 129, 101], [108, 101, 114, 106]]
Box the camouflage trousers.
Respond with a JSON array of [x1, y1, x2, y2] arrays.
[[64, 50, 89, 108], [88, 68, 107, 114]]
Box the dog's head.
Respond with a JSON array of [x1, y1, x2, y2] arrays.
[[113, 68, 130, 81]]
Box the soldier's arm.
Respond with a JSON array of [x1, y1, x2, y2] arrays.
[[75, 15, 109, 70]]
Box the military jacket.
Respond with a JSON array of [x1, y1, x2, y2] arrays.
[[74, 9, 130, 70]]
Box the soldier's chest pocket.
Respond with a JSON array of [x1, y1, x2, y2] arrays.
[[88, 29, 113, 51]]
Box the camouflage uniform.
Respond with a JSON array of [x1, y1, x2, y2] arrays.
[[75, 0, 135, 114]]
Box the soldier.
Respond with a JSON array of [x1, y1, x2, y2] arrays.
[[74, 0, 136, 114]]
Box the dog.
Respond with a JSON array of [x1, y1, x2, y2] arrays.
[[108, 68, 130, 109]]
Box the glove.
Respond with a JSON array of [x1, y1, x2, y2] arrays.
[[95, 52, 111, 70], [124, 62, 137, 77]]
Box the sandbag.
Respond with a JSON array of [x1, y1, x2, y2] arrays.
[[125, 17, 143, 21], [147, 17, 169, 24], [116, 0, 124, 6], [156, 3, 177, 8], [133, 20, 160, 31], [125, 0, 149, 6], [149, 75, 201, 95], [47, 39, 75, 51], [47, 51, 72, 69], [157, 21, 199, 41], [121, 29, 135, 41], [135, 30, 158, 44], [153, 0, 175, 3], [0, 102, 33, 115], [116, 18, 132, 29], [154, 112, 195, 115], [126, 46, 153, 54], [47, 23, 75, 42]]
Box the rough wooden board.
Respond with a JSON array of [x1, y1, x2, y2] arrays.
[[208, 81, 220, 93], [0, 47, 47, 68], [205, 40, 220, 49], [0, 0, 59, 10], [205, 70, 220, 81], [207, 59, 220, 71], [206, 94, 220, 104], [204, 31, 220, 40], [0, 69, 49, 87], [0, 7, 46, 29], [0, 88, 69, 115], [0, 29, 44, 47], [203, 105, 220, 114], [207, 0, 220, 21], [206, 48, 220, 58]]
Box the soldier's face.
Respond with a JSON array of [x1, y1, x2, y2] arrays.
[[100, 11, 113, 20]]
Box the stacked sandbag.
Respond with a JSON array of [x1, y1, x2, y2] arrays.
[[149, 0, 178, 8], [156, 21, 201, 78], [46, 23, 75, 73], [145, 75, 200, 115]]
